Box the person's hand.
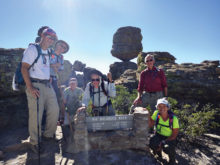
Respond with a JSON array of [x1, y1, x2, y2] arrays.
[[28, 86, 40, 98], [107, 72, 113, 82], [77, 106, 87, 113], [133, 97, 142, 105]]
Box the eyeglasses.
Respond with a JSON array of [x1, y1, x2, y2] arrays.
[[46, 35, 57, 41], [146, 59, 153, 63], [59, 44, 67, 51], [91, 78, 100, 82]]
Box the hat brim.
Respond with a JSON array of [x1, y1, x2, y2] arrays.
[[55, 40, 69, 54], [89, 69, 103, 77]]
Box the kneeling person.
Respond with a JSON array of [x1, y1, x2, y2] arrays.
[[148, 98, 179, 164], [63, 78, 83, 123]]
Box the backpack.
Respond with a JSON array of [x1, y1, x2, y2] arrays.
[[12, 44, 42, 91], [155, 110, 174, 129]]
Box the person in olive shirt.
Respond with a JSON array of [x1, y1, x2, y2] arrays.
[[63, 78, 83, 123], [148, 98, 179, 165]]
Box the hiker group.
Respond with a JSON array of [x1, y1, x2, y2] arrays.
[[18, 26, 179, 164]]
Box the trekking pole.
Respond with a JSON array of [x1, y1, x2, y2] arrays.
[[106, 78, 110, 115], [36, 96, 40, 165]]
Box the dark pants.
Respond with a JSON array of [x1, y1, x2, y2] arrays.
[[92, 104, 115, 116], [149, 133, 176, 163]]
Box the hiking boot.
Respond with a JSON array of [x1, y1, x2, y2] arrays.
[[30, 144, 44, 154]]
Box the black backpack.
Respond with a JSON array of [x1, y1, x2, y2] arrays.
[[12, 43, 42, 91]]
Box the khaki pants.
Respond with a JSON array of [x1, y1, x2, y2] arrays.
[[130, 91, 163, 114], [26, 82, 59, 145]]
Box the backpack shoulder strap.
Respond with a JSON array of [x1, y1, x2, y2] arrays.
[[28, 44, 42, 70], [155, 112, 160, 128], [89, 82, 93, 98], [168, 110, 174, 129]]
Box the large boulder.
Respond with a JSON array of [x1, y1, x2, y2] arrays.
[[72, 60, 86, 72], [110, 61, 137, 80], [111, 26, 143, 61]]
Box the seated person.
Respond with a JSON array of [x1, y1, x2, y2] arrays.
[[82, 70, 116, 116], [148, 98, 179, 165]]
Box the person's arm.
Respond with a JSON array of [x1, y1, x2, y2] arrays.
[[164, 87, 168, 97], [21, 63, 40, 98], [148, 116, 155, 128], [160, 69, 168, 97], [134, 72, 145, 104], [166, 128, 179, 141], [82, 83, 91, 107]]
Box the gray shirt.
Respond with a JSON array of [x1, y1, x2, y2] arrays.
[[82, 81, 116, 107]]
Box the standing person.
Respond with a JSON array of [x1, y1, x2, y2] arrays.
[[82, 70, 116, 116], [130, 54, 168, 114], [21, 28, 59, 153], [148, 98, 179, 164], [50, 40, 69, 104]]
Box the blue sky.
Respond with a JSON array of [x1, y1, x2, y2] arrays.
[[0, 0, 219, 74]]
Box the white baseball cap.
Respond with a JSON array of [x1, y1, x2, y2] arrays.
[[156, 98, 170, 109]]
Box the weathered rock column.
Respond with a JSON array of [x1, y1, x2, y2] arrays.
[[73, 111, 90, 153], [132, 107, 149, 151]]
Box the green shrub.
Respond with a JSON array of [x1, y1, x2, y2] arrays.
[[168, 97, 220, 141], [112, 85, 137, 114]]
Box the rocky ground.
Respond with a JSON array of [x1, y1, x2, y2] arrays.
[[0, 127, 219, 165]]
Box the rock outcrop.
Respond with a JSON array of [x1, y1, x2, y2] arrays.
[[72, 60, 86, 72], [115, 69, 138, 92], [109, 61, 137, 80], [111, 26, 143, 61]]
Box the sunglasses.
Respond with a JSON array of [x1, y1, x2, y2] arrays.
[[91, 78, 100, 82], [46, 35, 57, 41], [146, 59, 153, 63]]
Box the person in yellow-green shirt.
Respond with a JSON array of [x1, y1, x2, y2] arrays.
[[148, 98, 179, 165]]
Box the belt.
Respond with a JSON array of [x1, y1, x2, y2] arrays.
[[143, 91, 162, 94], [31, 78, 50, 84]]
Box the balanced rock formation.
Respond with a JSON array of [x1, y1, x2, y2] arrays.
[[111, 26, 143, 61], [110, 61, 137, 80], [72, 60, 86, 72]]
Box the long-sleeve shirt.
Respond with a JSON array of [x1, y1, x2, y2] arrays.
[[82, 81, 116, 107], [138, 66, 167, 93]]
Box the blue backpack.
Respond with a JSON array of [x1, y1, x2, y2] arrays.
[[12, 44, 42, 91]]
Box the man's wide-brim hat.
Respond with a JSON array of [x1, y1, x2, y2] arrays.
[[55, 40, 69, 54]]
